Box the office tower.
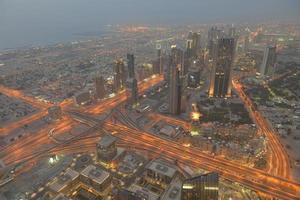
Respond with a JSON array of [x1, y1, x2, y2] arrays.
[[128, 78, 138, 105], [186, 32, 201, 59], [171, 45, 185, 76], [114, 59, 126, 92], [155, 44, 163, 75], [95, 75, 106, 99], [244, 35, 250, 53], [260, 45, 277, 76], [127, 53, 135, 79], [192, 32, 201, 56], [130, 78, 138, 105], [169, 57, 182, 115], [187, 61, 201, 88], [228, 25, 236, 38], [209, 38, 235, 98], [186, 32, 193, 58], [207, 27, 222, 60], [126, 54, 138, 105], [181, 172, 219, 200]]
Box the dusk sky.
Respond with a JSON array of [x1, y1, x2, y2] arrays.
[[0, 0, 299, 49]]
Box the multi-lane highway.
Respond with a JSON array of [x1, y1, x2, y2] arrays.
[[66, 111, 299, 200], [1, 74, 299, 199], [232, 80, 291, 180]]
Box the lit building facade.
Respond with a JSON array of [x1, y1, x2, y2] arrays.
[[181, 172, 219, 200], [114, 59, 126, 92]]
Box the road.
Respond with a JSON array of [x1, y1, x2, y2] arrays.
[[0, 75, 164, 164], [62, 111, 300, 200], [1, 74, 299, 199], [232, 80, 291, 180]]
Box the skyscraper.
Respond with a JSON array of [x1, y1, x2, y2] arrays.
[[154, 44, 163, 75], [127, 53, 135, 79], [207, 27, 222, 60], [209, 38, 235, 98], [171, 45, 185, 76], [126, 54, 138, 105], [127, 78, 138, 105], [181, 172, 219, 200], [114, 59, 126, 92], [228, 25, 236, 38], [244, 35, 250, 53], [169, 48, 182, 115], [260, 45, 277, 76], [186, 31, 201, 59], [95, 75, 106, 99]]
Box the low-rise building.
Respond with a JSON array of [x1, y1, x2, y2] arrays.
[[80, 165, 111, 192]]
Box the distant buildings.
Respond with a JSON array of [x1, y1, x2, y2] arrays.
[[181, 172, 219, 200], [209, 37, 235, 98], [260, 45, 277, 76]]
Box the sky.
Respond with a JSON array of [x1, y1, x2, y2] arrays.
[[0, 0, 299, 49]]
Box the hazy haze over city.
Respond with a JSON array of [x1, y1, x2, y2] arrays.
[[0, 0, 299, 49]]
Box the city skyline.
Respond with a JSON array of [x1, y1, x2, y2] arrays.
[[0, 2, 300, 200]]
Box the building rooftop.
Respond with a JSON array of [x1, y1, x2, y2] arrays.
[[53, 193, 72, 200], [48, 168, 79, 193], [161, 177, 182, 200], [146, 159, 177, 178], [128, 184, 160, 200], [80, 165, 110, 185], [97, 134, 117, 148]]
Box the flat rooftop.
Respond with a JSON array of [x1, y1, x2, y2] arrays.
[[48, 168, 79, 193], [146, 159, 177, 178], [97, 134, 117, 148], [161, 177, 182, 200], [80, 165, 110, 185]]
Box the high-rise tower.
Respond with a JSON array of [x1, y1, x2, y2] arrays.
[[260, 45, 277, 76], [113, 59, 126, 92], [95, 75, 106, 99], [209, 37, 235, 98], [169, 47, 182, 115]]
